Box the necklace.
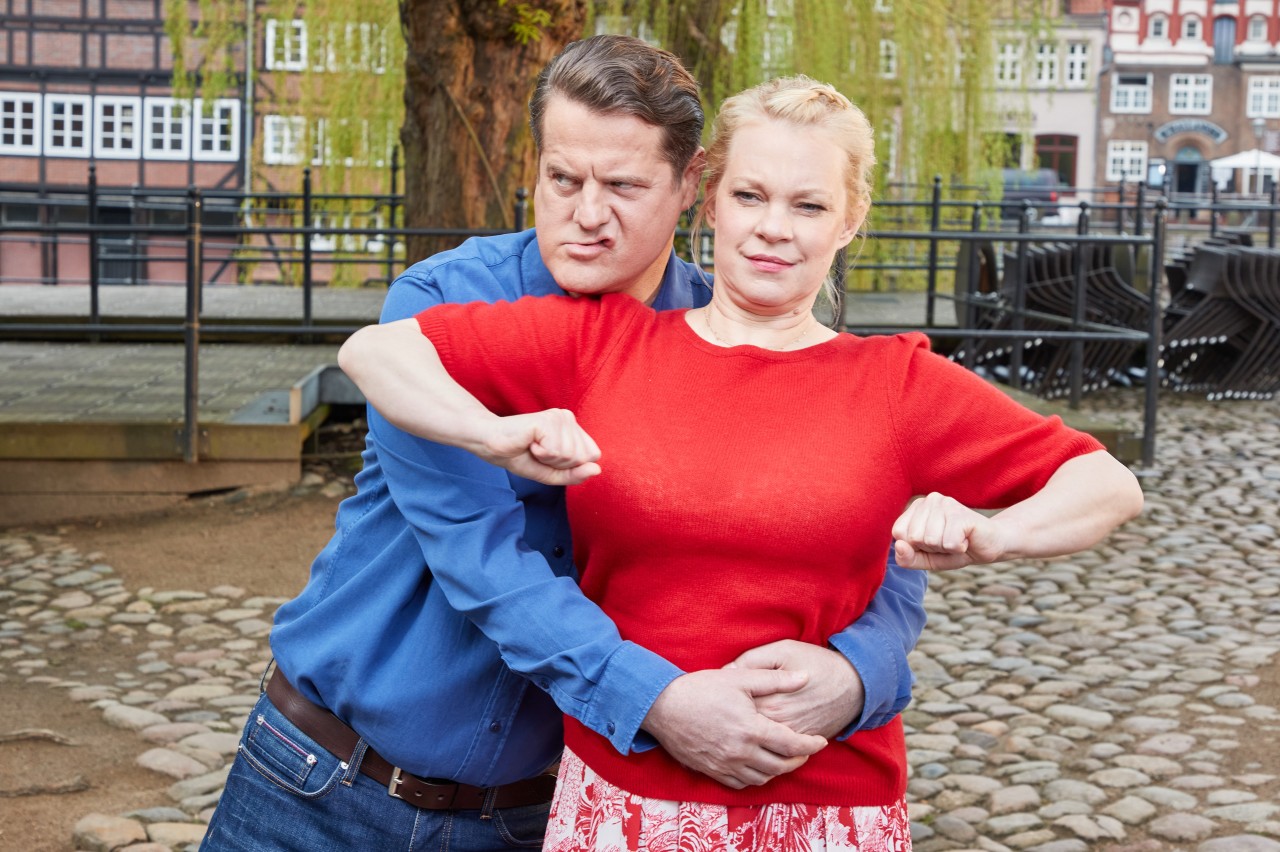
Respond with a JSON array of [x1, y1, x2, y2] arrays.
[[702, 309, 814, 351]]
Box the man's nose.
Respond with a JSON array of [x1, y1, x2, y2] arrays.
[[573, 182, 610, 230]]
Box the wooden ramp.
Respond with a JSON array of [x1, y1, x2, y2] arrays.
[[0, 342, 359, 526]]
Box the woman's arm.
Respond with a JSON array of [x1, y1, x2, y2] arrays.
[[892, 449, 1143, 570], [338, 319, 602, 486]]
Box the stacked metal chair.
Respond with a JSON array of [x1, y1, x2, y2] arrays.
[[1163, 232, 1280, 399], [951, 242, 1150, 399]]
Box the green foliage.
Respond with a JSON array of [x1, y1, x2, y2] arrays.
[[500, 0, 555, 44]]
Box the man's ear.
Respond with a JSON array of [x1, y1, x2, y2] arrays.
[[680, 147, 707, 210]]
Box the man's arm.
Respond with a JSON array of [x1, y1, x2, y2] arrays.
[[732, 551, 927, 737]]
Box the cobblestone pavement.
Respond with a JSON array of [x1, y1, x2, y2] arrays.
[[1, 390, 1278, 852]]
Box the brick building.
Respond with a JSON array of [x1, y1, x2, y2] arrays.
[[1098, 0, 1280, 194]]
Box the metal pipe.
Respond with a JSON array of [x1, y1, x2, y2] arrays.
[[1270, 182, 1278, 249], [88, 163, 99, 333], [1069, 202, 1090, 409], [386, 146, 399, 287], [925, 175, 942, 327], [1141, 201, 1166, 470], [1010, 204, 1031, 391], [183, 187, 203, 464], [302, 168, 313, 327], [514, 187, 529, 232]]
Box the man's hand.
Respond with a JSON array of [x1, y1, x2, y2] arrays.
[[478, 409, 602, 486], [641, 669, 828, 789], [892, 491, 1006, 571], [729, 640, 865, 738]]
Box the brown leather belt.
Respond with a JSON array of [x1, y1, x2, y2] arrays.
[[264, 670, 557, 810]]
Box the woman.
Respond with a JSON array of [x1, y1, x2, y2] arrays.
[[339, 77, 1143, 851]]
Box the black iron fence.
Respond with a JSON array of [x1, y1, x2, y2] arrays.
[[10, 172, 1280, 467]]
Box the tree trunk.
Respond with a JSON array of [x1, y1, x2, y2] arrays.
[[399, 0, 585, 258]]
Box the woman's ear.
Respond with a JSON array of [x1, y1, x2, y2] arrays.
[[839, 200, 868, 248]]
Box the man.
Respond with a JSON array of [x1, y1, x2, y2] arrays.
[[202, 35, 926, 851]]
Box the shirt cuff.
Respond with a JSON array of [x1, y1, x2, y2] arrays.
[[828, 617, 914, 737], [579, 641, 684, 755]]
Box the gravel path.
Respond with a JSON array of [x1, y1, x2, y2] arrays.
[[1, 391, 1278, 852]]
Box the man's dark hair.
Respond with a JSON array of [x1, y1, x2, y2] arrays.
[[529, 34, 704, 178]]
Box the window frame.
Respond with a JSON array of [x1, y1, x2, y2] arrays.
[[1149, 13, 1169, 39], [1035, 42, 1060, 86], [1248, 76, 1280, 118], [44, 93, 91, 157], [1065, 42, 1089, 87], [265, 18, 307, 71], [193, 98, 240, 162], [995, 41, 1023, 86], [1182, 15, 1201, 41], [1248, 15, 1268, 42], [879, 38, 898, 80], [263, 114, 305, 165], [93, 95, 142, 159], [0, 92, 41, 155], [143, 97, 191, 160], [1111, 72, 1153, 114], [1169, 73, 1213, 115], [1106, 140, 1148, 181]]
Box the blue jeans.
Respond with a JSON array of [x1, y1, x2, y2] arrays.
[[200, 692, 550, 851]]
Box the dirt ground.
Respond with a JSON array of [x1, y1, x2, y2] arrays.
[[3, 449, 1280, 851], [0, 487, 343, 852]]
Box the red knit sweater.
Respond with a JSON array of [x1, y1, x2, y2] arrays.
[[418, 294, 1102, 807]]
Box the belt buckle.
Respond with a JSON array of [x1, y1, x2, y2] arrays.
[[387, 767, 407, 800], [388, 767, 461, 808]]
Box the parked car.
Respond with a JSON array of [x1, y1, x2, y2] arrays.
[[1000, 168, 1063, 222]]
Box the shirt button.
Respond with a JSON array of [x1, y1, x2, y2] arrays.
[[607, 722, 616, 735], [552, 545, 565, 558], [489, 722, 502, 733], [538, 677, 550, 690]]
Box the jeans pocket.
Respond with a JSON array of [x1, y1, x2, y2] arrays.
[[240, 708, 346, 799], [492, 801, 550, 848]]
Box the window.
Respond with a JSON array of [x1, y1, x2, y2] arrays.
[[1065, 42, 1089, 87], [1149, 14, 1168, 39], [879, 39, 897, 79], [144, 97, 189, 159], [1036, 134, 1077, 187], [1170, 74, 1212, 114], [1035, 42, 1059, 86], [44, 94, 90, 156], [1182, 15, 1201, 40], [1248, 76, 1280, 117], [93, 96, 141, 159], [265, 19, 307, 71], [263, 114, 305, 164], [194, 98, 239, 161], [1111, 73, 1152, 113], [995, 42, 1022, 86], [1248, 15, 1268, 42], [1107, 140, 1148, 181], [1213, 16, 1237, 64], [0, 93, 40, 155]]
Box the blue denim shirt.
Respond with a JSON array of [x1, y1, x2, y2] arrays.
[[271, 229, 927, 787]]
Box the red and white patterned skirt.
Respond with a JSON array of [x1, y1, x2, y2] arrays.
[[543, 748, 913, 852]]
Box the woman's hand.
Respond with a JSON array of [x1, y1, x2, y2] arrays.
[[891, 492, 1005, 571], [477, 409, 603, 486]]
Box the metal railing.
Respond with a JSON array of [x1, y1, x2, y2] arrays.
[[3, 174, 1228, 468]]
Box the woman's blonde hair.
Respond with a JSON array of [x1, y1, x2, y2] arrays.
[[693, 76, 876, 316]]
